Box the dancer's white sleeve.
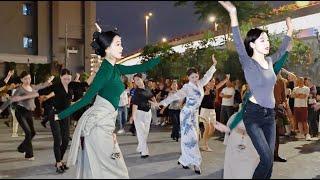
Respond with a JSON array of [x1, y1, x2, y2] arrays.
[[199, 65, 216, 87], [159, 85, 188, 107]]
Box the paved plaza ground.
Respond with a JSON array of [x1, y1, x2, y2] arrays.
[[0, 119, 319, 179]]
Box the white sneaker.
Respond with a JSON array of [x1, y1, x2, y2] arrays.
[[117, 129, 125, 134], [11, 134, 19, 137], [161, 122, 166, 126], [306, 134, 312, 141], [295, 134, 305, 139]]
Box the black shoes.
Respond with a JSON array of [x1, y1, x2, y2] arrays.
[[194, 166, 201, 175], [40, 120, 47, 128], [274, 156, 287, 162], [141, 155, 149, 158], [54, 163, 69, 174], [178, 161, 189, 169]]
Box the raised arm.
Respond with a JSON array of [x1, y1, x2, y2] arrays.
[[219, 1, 253, 67], [215, 74, 230, 90], [33, 76, 54, 91], [58, 62, 111, 120], [116, 56, 160, 75], [159, 85, 188, 107], [269, 17, 293, 64], [4, 70, 14, 84], [199, 54, 217, 87]]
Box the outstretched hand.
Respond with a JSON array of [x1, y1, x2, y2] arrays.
[[212, 54, 217, 66], [47, 75, 55, 83], [218, 1, 237, 14], [285, 17, 293, 37], [225, 74, 230, 80], [286, 17, 293, 31]]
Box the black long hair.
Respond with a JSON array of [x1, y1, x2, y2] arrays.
[[244, 28, 268, 57]]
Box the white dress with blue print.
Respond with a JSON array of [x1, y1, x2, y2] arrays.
[[160, 65, 216, 167]]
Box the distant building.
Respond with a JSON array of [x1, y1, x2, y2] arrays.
[[0, 1, 96, 77]]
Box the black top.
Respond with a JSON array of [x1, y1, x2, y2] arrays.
[[41, 81, 74, 114], [131, 88, 154, 112], [200, 90, 216, 109], [158, 90, 168, 101], [69, 81, 89, 102], [151, 88, 160, 97], [287, 81, 295, 108]]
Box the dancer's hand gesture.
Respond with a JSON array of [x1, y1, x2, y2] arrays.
[[212, 54, 217, 66], [285, 17, 293, 37], [226, 74, 230, 80], [218, 1, 237, 15], [47, 75, 55, 84]]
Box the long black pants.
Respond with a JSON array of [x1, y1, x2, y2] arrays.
[[48, 109, 70, 163], [169, 109, 180, 140], [15, 105, 36, 158]]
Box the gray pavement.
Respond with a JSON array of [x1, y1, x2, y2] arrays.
[[0, 119, 319, 179]]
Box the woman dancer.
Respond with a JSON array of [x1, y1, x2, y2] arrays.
[[57, 23, 160, 179], [39, 69, 97, 173], [224, 50, 291, 179], [157, 54, 218, 174], [199, 74, 229, 151], [0, 71, 54, 160], [160, 80, 184, 142], [219, 1, 293, 178]]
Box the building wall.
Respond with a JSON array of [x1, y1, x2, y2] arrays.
[[37, 1, 51, 60], [0, 1, 36, 55]]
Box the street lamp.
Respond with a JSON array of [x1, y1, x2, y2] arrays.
[[145, 12, 153, 45], [208, 15, 218, 31], [162, 37, 167, 43]]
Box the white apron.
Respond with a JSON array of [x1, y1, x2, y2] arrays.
[[67, 95, 129, 179], [223, 111, 260, 179]]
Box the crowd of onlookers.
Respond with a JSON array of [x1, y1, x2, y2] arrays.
[[114, 69, 320, 144]]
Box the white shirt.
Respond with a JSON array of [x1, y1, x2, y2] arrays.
[[293, 86, 310, 107], [118, 90, 129, 107], [221, 87, 235, 106]]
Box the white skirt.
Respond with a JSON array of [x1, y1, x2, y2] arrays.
[[199, 108, 216, 123], [223, 113, 260, 179], [67, 95, 129, 179]]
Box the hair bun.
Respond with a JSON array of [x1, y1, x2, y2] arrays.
[[90, 41, 101, 50], [92, 31, 101, 40]]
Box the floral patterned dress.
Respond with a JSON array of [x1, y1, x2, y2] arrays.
[[160, 65, 216, 167]]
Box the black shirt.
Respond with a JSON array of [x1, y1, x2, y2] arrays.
[[131, 88, 154, 112], [69, 81, 89, 102], [41, 81, 74, 113], [200, 89, 216, 109]]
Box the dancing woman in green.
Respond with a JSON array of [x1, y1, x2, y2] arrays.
[[58, 24, 160, 179]]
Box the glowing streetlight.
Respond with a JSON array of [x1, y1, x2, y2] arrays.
[[208, 15, 218, 31], [208, 16, 216, 23], [162, 37, 167, 43]]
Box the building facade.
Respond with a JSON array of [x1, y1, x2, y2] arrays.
[[0, 1, 96, 77]]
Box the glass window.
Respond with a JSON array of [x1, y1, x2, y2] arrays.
[[22, 3, 32, 16], [23, 36, 33, 48]]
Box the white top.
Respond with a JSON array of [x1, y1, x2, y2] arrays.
[[118, 90, 129, 107], [293, 86, 310, 107], [221, 87, 235, 106]]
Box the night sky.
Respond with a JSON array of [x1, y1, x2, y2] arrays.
[[96, 1, 293, 56]]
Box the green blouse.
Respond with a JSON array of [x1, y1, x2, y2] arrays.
[[58, 57, 160, 120]]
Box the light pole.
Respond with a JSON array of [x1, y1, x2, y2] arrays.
[[145, 12, 152, 45]]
